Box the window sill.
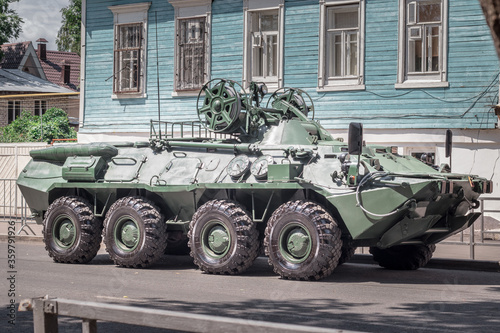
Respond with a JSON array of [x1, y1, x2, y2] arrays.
[[111, 93, 147, 100], [171, 90, 202, 97], [395, 81, 449, 89], [317, 84, 366, 92]]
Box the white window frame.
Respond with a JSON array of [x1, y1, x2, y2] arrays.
[[108, 2, 151, 99], [396, 0, 448, 89], [169, 0, 212, 97], [318, 0, 365, 92], [8, 101, 21, 124], [243, 0, 284, 90], [34, 100, 47, 116]]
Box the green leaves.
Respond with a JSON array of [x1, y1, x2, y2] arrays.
[[0, 0, 23, 46], [56, 0, 81, 54], [0, 108, 77, 143]]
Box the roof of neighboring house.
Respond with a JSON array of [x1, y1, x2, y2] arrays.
[[39, 50, 81, 91], [0, 40, 81, 92], [0, 42, 31, 69], [0, 69, 74, 94]]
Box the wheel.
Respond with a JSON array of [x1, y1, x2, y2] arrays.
[[188, 199, 259, 275], [369, 244, 436, 270], [338, 238, 357, 265], [264, 201, 342, 281], [43, 196, 102, 264], [103, 197, 167, 268]]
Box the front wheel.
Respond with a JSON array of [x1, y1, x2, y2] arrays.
[[188, 200, 259, 275], [103, 197, 167, 268], [264, 201, 342, 281], [43, 196, 102, 264], [369, 244, 436, 270]]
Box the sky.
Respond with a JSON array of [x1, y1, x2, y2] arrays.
[[9, 0, 71, 50]]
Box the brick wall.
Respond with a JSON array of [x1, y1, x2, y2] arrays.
[[0, 94, 80, 128]]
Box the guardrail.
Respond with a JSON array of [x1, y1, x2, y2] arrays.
[[441, 197, 500, 260], [19, 296, 355, 333], [0, 179, 36, 235]]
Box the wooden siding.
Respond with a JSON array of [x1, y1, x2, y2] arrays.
[[82, 0, 499, 134]]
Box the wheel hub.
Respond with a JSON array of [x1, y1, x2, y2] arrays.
[[207, 225, 229, 254], [120, 221, 139, 248], [286, 228, 310, 259], [57, 220, 75, 246], [212, 98, 223, 113]]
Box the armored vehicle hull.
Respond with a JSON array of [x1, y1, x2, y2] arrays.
[[17, 80, 493, 280]]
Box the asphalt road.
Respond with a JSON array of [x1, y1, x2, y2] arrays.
[[2, 242, 500, 333]]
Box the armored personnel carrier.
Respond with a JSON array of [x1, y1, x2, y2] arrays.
[[17, 79, 492, 280]]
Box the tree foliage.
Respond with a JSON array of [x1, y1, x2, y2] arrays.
[[56, 0, 81, 54], [0, 0, 23, 45], [0, 108, 77, 143]]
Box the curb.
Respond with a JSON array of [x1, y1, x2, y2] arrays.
[[0, 234, 43, 243], [351, 254, 500, 273]]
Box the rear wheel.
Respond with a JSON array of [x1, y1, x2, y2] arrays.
[[103, 197, 167, 268], [264, 201, 342, 281], [338, 239, 357, 265], [369, 244, 436, 270], [43, 196, 102, 264], [188, 200, 259, 275]]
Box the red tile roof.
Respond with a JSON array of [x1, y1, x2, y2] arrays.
[[39, 49, 81, 92], [0, 42, 30, 69], [1, 41, 81, 92]]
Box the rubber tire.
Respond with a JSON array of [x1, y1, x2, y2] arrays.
[[264, 200, 342, 281], [369, 244, 436, 270], [103, 197, 167, 268], [338, 239, 357, 265], [188, 199, 259, 275], [43, 196, 102, 264]]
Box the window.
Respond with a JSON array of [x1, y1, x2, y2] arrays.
[[397, 0, 448, 88], [176, 17, 207, 91], [169, 0, 212, 95], [108, 2, 151, 98], [114, 23, 142, 93], [243, 0, 284, 89], [8, 101, 21, 124], [318, 0, 365, 91], [34, 100, 47, 116]]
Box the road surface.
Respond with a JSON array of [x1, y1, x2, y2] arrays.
[[2, 242, 499, 332]]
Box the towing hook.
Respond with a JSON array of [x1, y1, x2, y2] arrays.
[[471, 199, 480, 210]]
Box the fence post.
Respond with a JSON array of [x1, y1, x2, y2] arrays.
[[33, 298, 59, 333]]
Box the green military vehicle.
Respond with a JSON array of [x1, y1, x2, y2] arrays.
[[17, 79, 492, 280]]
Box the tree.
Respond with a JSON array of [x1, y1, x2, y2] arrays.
[[0, 0, 23, 45], [0, 108, 77, 143], [479, 0, 500, 59], [56, 0, 81, 54]]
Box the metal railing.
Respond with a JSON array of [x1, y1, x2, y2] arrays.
[[19, 296, 354, 333], [150, 119, 236, 141], [441, 197, 500, 260], [0, 178, 36, 235]]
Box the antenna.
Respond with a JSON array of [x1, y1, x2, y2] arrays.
[[155, 11, 162, 139]]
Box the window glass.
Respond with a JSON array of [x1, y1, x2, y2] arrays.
[[176, 17, 206, 91], [406, 0, 441, 74], [250, 10, 279, 80], [325, 5, 359, 79], [114, 23, 142, 93]]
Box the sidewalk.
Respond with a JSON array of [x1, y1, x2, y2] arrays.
[[1, 220, 499, 272]]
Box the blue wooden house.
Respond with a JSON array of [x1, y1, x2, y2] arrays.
[[80, 0, 500, 193]]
